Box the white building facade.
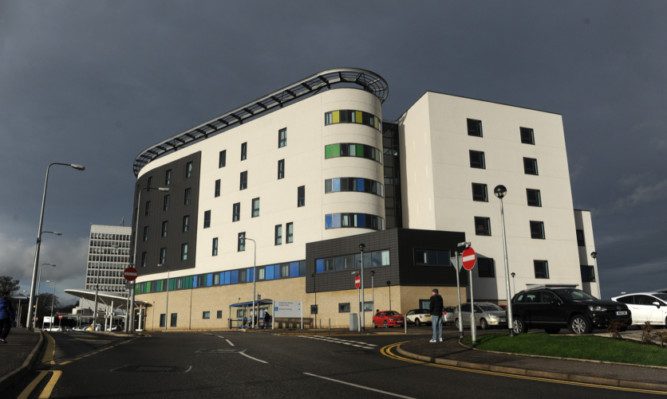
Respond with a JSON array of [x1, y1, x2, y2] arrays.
[[85, 224, 132, 295]]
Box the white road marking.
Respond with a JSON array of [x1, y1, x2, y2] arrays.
[[225, 339, 235, 347], [239, 351, 268, 364], [184, 365, 193, 373], [303, 372, 415, 399], [299, 335, 377, 349]]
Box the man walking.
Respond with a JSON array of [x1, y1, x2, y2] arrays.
[[0, 292, 16, 343], [429, 288, 444, 343]]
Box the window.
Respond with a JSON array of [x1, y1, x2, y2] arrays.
[[240, 171, 247, 190], [576, 229, 586, 247], [238, 232, 246, 252], [159, 247, 167, 264], [475, 217, 491, 236], [469, 150, 486, 169], [241, 142, 247, 161], [219, 150, 226, 168], [170, 313, 177, 327], [275, 224, 282, 245], [297, 186, 305, 207], [324, 143, 382, 163], [143, 226, 149, 242], [526, 189, 542, 207], [534, 260, 549, 279], [212, 238, 218, 256], [530, 221, 545, 239], [277, 159, 285, 179], [161, 221, 168, 238], [182, 215, 190, 232], [324, 178, 384, 196], [278, 128, 287, 148], [181, 243, 188, 261], [184, 188, 192, 205], [214, 179, 220, 197], [324, 110, 381, 130], [216, 310, 223, 319], [141, 252, 147, 268], [159, 314, 166, 328], [186, 161, 193, 178], [286, 222, 293, 243], [523, 157, 538, 175], [338, 303, 351, 313], [252, 198, 260, 217], [324, 213, 384, 230], [165, 169, 172, 185], [580, 265, 596, 282], [520, 127, 535, 144], [478, 258, 495, 278], [144, 201, 150, 216], [472, 183, 488, 202], [467, 118, 483, 137], [232, 203, 240, 222], [163, 195, 170, 211], [147, 176, 152, 188], [414, 249, 451, 266], [202, 311, 210, 319], [204, 210, 211, 228]]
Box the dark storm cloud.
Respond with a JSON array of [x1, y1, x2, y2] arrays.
[[1, 0, 665, 303]]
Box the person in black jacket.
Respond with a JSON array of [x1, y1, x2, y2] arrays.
[[0, 292, 16, 343], [429, 288, 444, 343]]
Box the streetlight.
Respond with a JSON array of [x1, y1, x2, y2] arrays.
[[45, 280, 56, 330], [494, 184, 514, 336], [511, 272, 516, 296], [26, 162, 85, 330], [591, 251, 601, 297], [359, 243, 365, 331], [35, 263, 57, 327], [241, 237, 257, 329], [157, 263, 170, 331], [129, 185, 169, 333]]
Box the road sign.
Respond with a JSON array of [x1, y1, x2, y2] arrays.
[[58, 314, 63, 320], [462, 247, 477, 270], [123, 267, 138, 281], [355, 275, 361, 289]]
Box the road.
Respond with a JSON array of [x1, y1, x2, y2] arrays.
[[11, 328, 663, 398]]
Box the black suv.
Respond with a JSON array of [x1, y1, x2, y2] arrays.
[[511, 287, 632, 334]]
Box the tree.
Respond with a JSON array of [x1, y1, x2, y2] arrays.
[[0, 275, 20, 295]]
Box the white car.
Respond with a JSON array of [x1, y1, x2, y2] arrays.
[[405, 309, 432, 326], [455, 302, 507, 330], [612, 292, 667, 326]]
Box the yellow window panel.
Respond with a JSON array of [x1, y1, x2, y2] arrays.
[[332, 111, 339, 124]]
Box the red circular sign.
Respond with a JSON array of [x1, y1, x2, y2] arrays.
[[355, 275, 361, 289], [58, 314, 63, 320], [123, 267, 139, 281], [462, 247, 477, 271]]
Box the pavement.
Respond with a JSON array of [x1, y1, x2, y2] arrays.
[[0, 327, 43, 392]]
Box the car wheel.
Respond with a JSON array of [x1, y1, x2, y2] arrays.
[[544, 328, 560, 334], [569, 315, 591, 334], [414, 319, 421, 327], [512, 318, 526, 334], [480, 319, 488, 330], [383, 321, 388, 328]]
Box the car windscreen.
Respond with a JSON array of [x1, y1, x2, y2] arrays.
[[385, 311, 399, 316], [554, 289, 597, 301]]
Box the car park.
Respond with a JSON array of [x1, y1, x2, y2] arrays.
[[372, 310, 405, 328], [454, 302, 507, 329], [405, 309, 432, 326], [612, 292, 667, 327], [511, 287, 632, 334]]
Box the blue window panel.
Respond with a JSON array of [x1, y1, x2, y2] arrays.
[[333, 213, 341, 228], [223, 271, 230, 285], [248, 268, 254, 282], [290, 262, 299, 277], [325, 214, 333, 229], [357, 213, 366, 227], [266, 265, 275, 280], [333, 178, 341, 192], [192, 277, 198, 289], [316, 259, 324, 273], [356, 178, 364, 192], [230, 270, 238, 284], [206, 273, 213, 287]]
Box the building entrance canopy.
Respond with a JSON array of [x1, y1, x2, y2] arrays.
[[65, 289, 151, 310]]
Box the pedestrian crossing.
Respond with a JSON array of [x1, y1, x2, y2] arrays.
[[299, 335, 377, 350]]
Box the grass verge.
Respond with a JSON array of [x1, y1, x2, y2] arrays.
[[463, 333, 667, 367]]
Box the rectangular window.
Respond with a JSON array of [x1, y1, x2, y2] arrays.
[[534, 260, 549, 279], [252, 198, 260, 217], [520, 127, 535, 144], [530, 221, 545, 239], [469, 150, 486, 169], [184, 188, 192, 205], [159, 314, 166, 328], [523, 157, 538, 175], [202, 311, 210, 319], [204, 210, 211, 228], [240, 171, 247, 190], [143, 226, 149, 242], [241, 142, 247, 161], [338, 303, 351, 313], [219, 150, 226, 168], [286, 222, 293, 243], [467, 118, 483, 137], [186, 161, 193, 178], [233, 202, 240, 222], [182, 215, 190, 232], [472, 183, 488, 202], [181, 243, 188, 261], [238, 232, 246, 252], [526, 189, 542, 207], [278, 128, 287, 148], [141, 252, 147, 268], [275, 224, 282, 245], [214, 179, 221, 197], [159, 247, 167, 264], [147, 176, 152, 188], [277, 159, 285, 179], [580, 265, 596, 282], [576, 229, 586, 247], [170, 313, 177, 327], [144, 201, 150, 216], [478, 258, 495, 278], [163, 195, 170, 211], [165, 169, 172, 185], [212, 237, 218, 256], [216, 310, 223, 319], [475, 216, 491, 236], [297, 186, 305, 207], [161, 221, 168, 238]]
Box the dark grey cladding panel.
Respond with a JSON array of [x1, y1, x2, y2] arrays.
[[132, 152, 201, 277], [306, 228, 466, 293]]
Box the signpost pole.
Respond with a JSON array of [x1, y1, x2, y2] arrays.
[[454, 252, 464, 339], [461, 247, 477, 344]]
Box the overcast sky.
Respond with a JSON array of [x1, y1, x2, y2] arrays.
[[1, 1, 665, 304]]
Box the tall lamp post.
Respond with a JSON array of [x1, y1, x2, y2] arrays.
[[494, 184, 514, 336], [359, 243, 365, 331], [242, 237, 257, 328], [591, 251, 601, 298], [27, 162, 85, 330]]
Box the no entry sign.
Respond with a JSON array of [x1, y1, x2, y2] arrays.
[[462, 247, 477, 271], [355, 274, 361, 289], [123, 267, 138, 282]]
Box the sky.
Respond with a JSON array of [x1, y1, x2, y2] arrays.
[[1, 1, 665, 304]]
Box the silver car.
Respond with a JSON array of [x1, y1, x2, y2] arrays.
[[455, 302, 507, 330]]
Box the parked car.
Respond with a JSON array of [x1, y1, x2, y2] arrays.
[[405, 309, 432, 326], [612, 292, 667, 327], [443, 306, 456, 325], [454, 302, 507, 330], [373, 310, 405, 328], [511, 287, 632, 334]]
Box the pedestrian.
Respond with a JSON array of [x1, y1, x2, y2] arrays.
[[429, 288, 444, 343], [263, 312, 272, 329], [0, 292, 16, 344]]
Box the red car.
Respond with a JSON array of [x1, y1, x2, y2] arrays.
[[373, 310, 405, 328]]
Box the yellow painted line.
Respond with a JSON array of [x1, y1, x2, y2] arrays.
[[381, 342, 667, 396], [18, 370, 49, 399], [42, 333, 56, 365], [56, 335, 140, 366], [38, 370, 62, 399]]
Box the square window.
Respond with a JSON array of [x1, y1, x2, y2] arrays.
[[212, 237, 218, 256], [523, 157, 538, 175], [238, 232, 246, 252], [338, 303, 351, 313], [233, 203, 240, 222], [275, 224, 283, 245], [286, 222, 293, 243], [278, 128, 287, 148], [520, 127, 535, 144], [478, 258, 495, 278], [186, 161, 193, 178], [526, 189, 542, 207], [241, 142, 247, 161], [240, 171, 247, 190], [297, 186, 305, 207], [472, 183, 488, 202], [252, 198, 260, 217], [580, 265, 596, 282], [202, 311, 210, 319], [469, 150, 486, 169], [534, 260, 549, 279], [219, 150, 226, 168], [214, 179, 221, 197], [530, 221, 545, 239], [204, 210, 211, 228], [475, 217, 491, 236], [576, 229, 586, 247], [277, 159, 285, 179], [467, 118, 483, 137]]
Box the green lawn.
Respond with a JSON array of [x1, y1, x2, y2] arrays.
[[463, 333, 667, 367]]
